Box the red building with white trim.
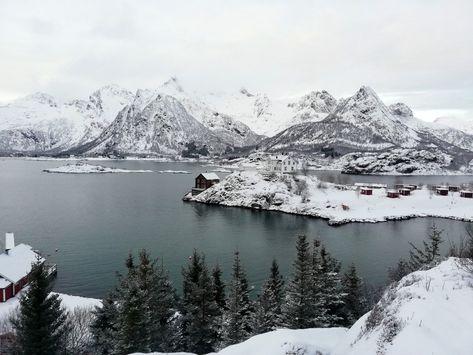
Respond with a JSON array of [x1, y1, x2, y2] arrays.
[[0, 233, 44, 302]]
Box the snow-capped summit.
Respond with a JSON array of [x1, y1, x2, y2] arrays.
[[0, 85, 134, 153], [389, 102, 413, 119]]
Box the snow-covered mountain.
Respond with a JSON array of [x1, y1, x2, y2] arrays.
[[74, 91, 228, 156], [434, 116, 473, 135], [0, 85, 134, 153], [202, 88, 337, 136], [261, 86, 473, 163], [156, 78, 262, 148]]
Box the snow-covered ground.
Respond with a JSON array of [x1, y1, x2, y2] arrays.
[[0, 292, 101, 323], [43, 163, 153, 174], [191, 171, 473, 225], [130, 258, 473, 355]]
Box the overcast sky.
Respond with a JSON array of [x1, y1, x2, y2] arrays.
[[1, 0, 472, 121]]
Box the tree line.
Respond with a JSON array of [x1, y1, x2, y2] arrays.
[[7, 224, 469, 355]]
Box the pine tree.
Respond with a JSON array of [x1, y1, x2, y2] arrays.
[[253, 259, 284, 334], [409, 224, 444, 271], [340, 264, 367, 326], [113, 252, 149, 354], [309, 239, 327, 327], [211, 263, 226, 346], [318, 245, 344, 326], [11, 258, 69, 355], [90, 292, 119, 354], [283, 235, 313, 329], [223, 251, 253, 346], [212, 264, 226, 310], [181, 251, 220, 354], [136, 251, 177, 352]]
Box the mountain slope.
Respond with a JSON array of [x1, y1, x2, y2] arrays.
[[260, 87, 473, 166], [0, 85, 134, 154], [202, 88, 337, 136], [157, 78, 263, 148], [75, 93, 228, 156]]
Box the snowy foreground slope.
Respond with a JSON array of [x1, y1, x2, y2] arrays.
[[191, 171, 473, 225], [131, 258, 473, 355]]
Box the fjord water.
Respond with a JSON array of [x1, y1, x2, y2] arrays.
[[1, 159, 472, 298]]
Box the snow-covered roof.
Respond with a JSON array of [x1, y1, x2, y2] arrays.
[[200, 173, 220, 180], [268, 155, 290, 162], [0, 244, 43, 284]]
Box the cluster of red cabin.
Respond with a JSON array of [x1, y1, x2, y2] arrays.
[[358, 183, 473, 199]]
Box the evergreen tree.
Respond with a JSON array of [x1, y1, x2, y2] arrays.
[[318, 245, 344, 326], [340, 264, 367, 326], [90, 292, 119, 354], [253, 259, 284, 334], [113, 253, 148, 354], [11, 258, 69, 355], [211, 263, 226, 346], [181, 251, 220, 354], [283, 235, 313, 329], [409, 224, 444, 271], [212, 264, 226, 310], [223, 251, 253, 346], [309, 239, 327, 327], [136, 251, 177, 352], [388, 258, 411, 282]]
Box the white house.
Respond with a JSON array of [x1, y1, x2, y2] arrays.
[[266, 155, 300, 173]]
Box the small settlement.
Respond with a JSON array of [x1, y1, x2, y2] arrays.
[[0, 233, 56, 302], [357, 182, 473, 199]]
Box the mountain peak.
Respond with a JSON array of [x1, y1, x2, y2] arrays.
[[389, 102, 413, 119], [162, 76, 184, 93], [16, 92, 58, 107]]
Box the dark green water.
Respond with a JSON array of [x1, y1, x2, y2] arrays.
[[0, 159, 472, 298]]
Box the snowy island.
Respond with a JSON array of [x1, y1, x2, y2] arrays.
[[189, 171, 473, 225], [43, 163, 153, 174]]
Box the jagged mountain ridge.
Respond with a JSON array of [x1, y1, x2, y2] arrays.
[[0, 85, 134, 153], [73, 93, 228, 156], [261, 86, 473, 167]]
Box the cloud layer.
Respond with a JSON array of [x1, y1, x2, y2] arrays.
[[1, 0, 472, 121]]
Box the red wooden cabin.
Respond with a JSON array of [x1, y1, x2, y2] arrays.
[[360, 187, 373, 195], [387, 190, 399, 198], [460, 190, 473, 198]]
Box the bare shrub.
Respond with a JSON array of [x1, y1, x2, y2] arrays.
[[66, 306, 95, 354]]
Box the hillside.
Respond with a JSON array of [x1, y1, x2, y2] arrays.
[[130, 258, 473, 355]]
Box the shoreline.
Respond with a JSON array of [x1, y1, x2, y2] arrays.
[[189, 171, 473, 226]]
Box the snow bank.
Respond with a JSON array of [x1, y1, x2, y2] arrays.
[[43, 163, 153, 174], [333, 258, 473, 355], [0, 292, 101, 324], [191, 171, 473, 225]]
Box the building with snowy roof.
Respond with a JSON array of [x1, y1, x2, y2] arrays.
[[192, 173, 220, 196], [0, 233, 45, 302], [265, 155, 300, 173]]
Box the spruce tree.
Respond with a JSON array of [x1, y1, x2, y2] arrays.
[[309, 239, 328, 327], [11, 258, 69, 355], [318, 245, 344, 326], [181, 251, 220, 354], [340, 264, 367, 326], [90, 292, 119, 354], [283, 235, 313, 329], [409, 224, 444, 271], [223, 251, 253, 346], [253, 259, 284, 334], [212, 264, 226, 310]]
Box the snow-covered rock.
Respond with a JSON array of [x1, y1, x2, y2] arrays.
[[191, 171, 473, 225], [435, 116, 473, 135], [341, 149, 454, 175], [43, 162, 153, 174]]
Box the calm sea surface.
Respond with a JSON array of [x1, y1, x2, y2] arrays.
[[1, 159, 472, 298]]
